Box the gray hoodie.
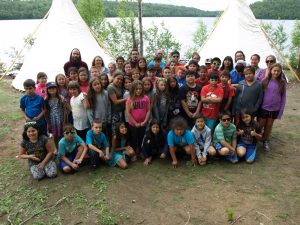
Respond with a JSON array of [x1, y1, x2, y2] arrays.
[[191, 125, 212, 158]]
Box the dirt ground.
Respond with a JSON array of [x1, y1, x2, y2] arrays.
[[0, 79, 299, 225]]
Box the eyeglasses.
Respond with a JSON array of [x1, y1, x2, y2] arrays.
[[213, 62, 220, 66], [172, 55, 179, 58], [266, 60, 274, 64], [221, 118, 231, 122], [25, 121, 37, 128], [64, 130, 76, 135]]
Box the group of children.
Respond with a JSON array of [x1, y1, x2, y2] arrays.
[[18, 51, 286, 179]]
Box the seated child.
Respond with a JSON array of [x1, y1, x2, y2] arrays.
[[141, 119, 168, 166], [86, 119, 128, 169], [191, 114, 216, 166], [237, 109, 262, 163], [58, 123, 88, 173], [19, 121, 57, 180], [213, 111, 238, 163], [167, 117, 196, 168]]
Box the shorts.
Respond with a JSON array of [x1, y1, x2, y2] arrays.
[[214, 142, 238, 163], [60, 147, 78, 170], [259, 108, 279, 119], [237, 141, 256, 161]]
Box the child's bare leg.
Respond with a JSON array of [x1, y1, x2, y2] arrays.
[[184, 145, 196, 166], [218, 147, 230, 156], [208, 146, 216, 156], [49, 136, 58, 155], [75, 146, 84, 160], [237, 146, 246, 158], [144, 157, 152, 166], [117, 159, 128, 169], [63, 166, 72, 173], [263, 118, 275, 140], [125, 147, 136, 161]]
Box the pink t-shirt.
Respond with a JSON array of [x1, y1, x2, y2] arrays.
[[126, 95, 150, 126], [35, 83, 47, 99]]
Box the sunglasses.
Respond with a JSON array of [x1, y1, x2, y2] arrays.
[[25, 121, 37, 128], [266, 60, 274, 64], [221, 118, 231, 122], [213, 62, 220, 66], [64, 130, 76, 135]]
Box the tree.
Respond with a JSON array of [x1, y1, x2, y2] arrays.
[[138, 0, 143, 56], [289, 21, 300, 73], [76, 0, 105, 28]]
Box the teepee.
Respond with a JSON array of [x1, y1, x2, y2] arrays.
[[198, 0, 274, 67], [12, 0, 113, 90]]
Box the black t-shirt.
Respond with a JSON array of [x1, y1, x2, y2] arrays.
[[179, 84, 202, 113]]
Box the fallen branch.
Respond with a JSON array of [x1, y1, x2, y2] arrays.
[[230, 209, 254, 225], [184, 211, 191, 225], [214, 174, 227, 182], [255, 210, 272, 221], [19, 196, 67, 225]]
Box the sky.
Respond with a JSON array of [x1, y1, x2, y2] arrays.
[[142, 0, 261, 11]]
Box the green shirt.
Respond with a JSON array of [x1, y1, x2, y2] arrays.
[[213, 123, 237, 145]]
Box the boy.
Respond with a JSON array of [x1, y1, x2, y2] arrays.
[[20, 79, 47, 135], [67, 67, 79, 81], [58, 123, 88, 173], [146, 66, 157, 87], [186, 60, 199, 77], [176, 66, 186, 87], [162, 66, 172, 79], [195, 66, 209, 87], [201, 72, 224, 132], [179, 70, 202, 128], [213, 111, 238, 163], [208, 57, 221, 76], [191, 114, 216, 166], [90, 66, 100, 78], [218, 70, 234, 112]]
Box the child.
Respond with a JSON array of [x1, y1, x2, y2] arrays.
[[186, 60, 199, 77], [141, 119, 168, 166], [153, 78, 170, 131], [123, 76, 132, 123], [167, 77, 181, 124], [167, 117, 196, 168], [138, 57, 147, 78], [86, 77, 111, 136], [237, 109, 262, 163], [176, 66, 186, 87], [195, 66, 209, 87], [191, 114, 216, 166], [179, 70, 202, 128], [35, 72, 48, 99], [259, 63, 286, 151], [55, 73, 69, 100], [218, 70, 234, 112], [142, 77, 155, 112], [68, 81, 89, 141], [132, 68, 141, 81], [201, 72, 224, 132], [58, 123, 88, 173], [213, 111, 238, 163], [146, 66, 157, 88], [86, 119, 128, 169], [78, 67, 89, 93], [45, 82, 68, 149], [169, 59, 177, 76], [208, 57, 221, 76], [162, 66, 172, 79], [126, 80, 151, 154], [20, 79, 47, 135], [67, 67, 78, 82], [112, 122, 136, 162], [123, 61, 132, 78], [100, 73, 109, 90], [90, 66, 100, 78], [19, 121, 57, 180]]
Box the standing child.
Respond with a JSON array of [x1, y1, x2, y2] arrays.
[[142, 77, 155, 115], [132, 68, 141, 81], [90, 66, 100, 78], [195, 66, 209, 87], [19, 122, 57, 180], [146, 66, 157, 88], [68, 81, 89, 141], [162, 66, 172, 79], [67, 67, 78, 82], [20, 79, 47, 135], [218, 70, 234, 112], [78, 67, 90, 93], [186, 60, 199, 78], [35, 72, 48, 99], [176, 67, 186, 87], [55, 73, 69, 100], [167, 117, 196, 168], [126, 80, 151, 154], [191, 114, 216, 166], [58, 124, 88, 173], [86, 119, 128, 169], [237, 109, 262, 163], [141, 119, 168, 166], [123, 76, 132, 123], [259, 63, 286, 151], [167, 77, 181, 124], [100, 73, 109, 90], [213, 111, 238, 163]]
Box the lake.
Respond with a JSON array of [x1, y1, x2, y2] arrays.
[[0, 17, 296, 67]]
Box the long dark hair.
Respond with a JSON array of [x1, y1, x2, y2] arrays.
[[145, 119, 163, 138], [45, 86, 63, 111], [115, 122, 129, 147], [262, 63, 285, 94], [22, 122, 41, 141], [87, 77, 103, 109], [238, 108, 260, 133], [167, 76, 179, 96], [220, 56, 234, 71]]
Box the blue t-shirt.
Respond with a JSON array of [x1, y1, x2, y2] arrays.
[[86, 130, 108, 152], [230, 70, 245, 85], [20, 94, 46, 125], [58, 134, 84, 157], [167, 130, 194, 147]]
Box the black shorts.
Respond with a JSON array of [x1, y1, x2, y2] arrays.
[[259, 108, 279, 119]]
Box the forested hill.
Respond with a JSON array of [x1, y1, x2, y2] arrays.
[[0, 0, 299, 20]]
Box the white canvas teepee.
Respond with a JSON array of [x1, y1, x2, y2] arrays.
[[12, 0, 113, 90], [198, 0, 274, 66]]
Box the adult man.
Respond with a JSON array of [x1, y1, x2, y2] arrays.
[[250, 54, 262, 79], [63, 48, 88, 75], [148, 49, 167, 68], [129, 48, 139, 69]]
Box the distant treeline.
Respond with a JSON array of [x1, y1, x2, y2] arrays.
[[0, 0, 299, 20]]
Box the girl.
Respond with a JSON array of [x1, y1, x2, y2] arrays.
[[138, 57, 147, 78], [107, 62, 116, 82], [55, 73, 69, 100], [35, 72, 48, 99], [68, 81, 89, 141], [112, 122, 136, 162], [67, 67, 78, 82], [86, 77, 111, 137], [142, 77, 155, 110], [100, 73, 109, 90], [126, 80, 151, 154], [92, 55, 108, 74], [153, 78, 170, 132], [141, 119, 168, 166], [257, 55, 276, 82], [123, 76, 132, 124], [132, 68, 141, 81], [90, 66, 100, 78], [123, 61, 132, 78], [45, 82, 68, 148], [259, 63, 286, 151], [19, 122, 57, 180], [237, 109, 262, 163], [167, 76, 181, 124], [78, 67, 89, 93], [220, 56, 234, 72], [192, 52, 201, 64]]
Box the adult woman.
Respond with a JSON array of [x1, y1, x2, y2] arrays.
[[220, 56, 234, 72], [257, 55, 276, 82], [92, 56, 108, 74]]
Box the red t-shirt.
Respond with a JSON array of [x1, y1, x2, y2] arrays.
[[195, 78, 209, 87], [201, 84, 224, 119], [217, 83, 235, 112]]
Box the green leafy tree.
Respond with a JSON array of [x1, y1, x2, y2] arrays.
[[76, 0, 105, 27], [289, 21, 300, 71]]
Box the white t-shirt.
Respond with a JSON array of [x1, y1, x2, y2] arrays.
[[71, 92, 89, 130]]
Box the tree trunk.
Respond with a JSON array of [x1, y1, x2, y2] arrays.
[[131, 17, 137, 49], [297, 46, 300, 74], [138, 0, 143, 56]]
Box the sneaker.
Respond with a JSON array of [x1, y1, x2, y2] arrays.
[[263, 141, 271, 152]]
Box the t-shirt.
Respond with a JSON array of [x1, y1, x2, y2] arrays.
[[201, 85, 224, 119], [167, 130, 194, 147], [218, 83, 234, 110], [58, 134, 84, 157], [126, 95, 150, 126], [238, 122, 261, 145], [213, 123, 237, 145], [21, 135, 48, 161], [35, 83, 47, 99], [86, 130, 109, 152], [70, 93, 89, 130], [107, 84, 124, 113], [20, 94, 46, 125], [179, 84, 202, 113], [230, 70, 245, 85]]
